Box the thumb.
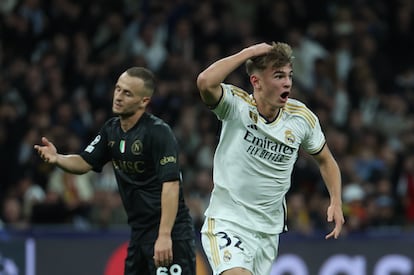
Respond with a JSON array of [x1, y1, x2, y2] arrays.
[[42, 137, 50, 145], [327, 207, 333, 222], [327, 213, 333, 222]]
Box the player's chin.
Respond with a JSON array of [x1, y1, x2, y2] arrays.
[[112, 107, 122, 115], [114, 110, 134, 118], [277, 99, 288, 108]]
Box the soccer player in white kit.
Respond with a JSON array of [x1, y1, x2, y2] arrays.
[[197, 42, 345, 275]]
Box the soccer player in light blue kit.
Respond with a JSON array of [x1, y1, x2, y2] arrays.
[[197, 42, 344, 275]]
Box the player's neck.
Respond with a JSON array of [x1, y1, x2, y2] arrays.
[[253, 95, 281, 122], [119, 111, 144, 132], [257, 106, 281, 122]]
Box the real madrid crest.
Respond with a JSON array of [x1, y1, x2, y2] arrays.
[[284, 130, 295, 145], [223, 250, 232, 262]]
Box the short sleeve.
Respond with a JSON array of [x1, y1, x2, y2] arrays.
[[150, 122, 181, 183], [301, 115, 326, 155], [80, 125, 111, 172]]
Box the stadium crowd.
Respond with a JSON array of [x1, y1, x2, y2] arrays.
[[1, 0, 414, 237]]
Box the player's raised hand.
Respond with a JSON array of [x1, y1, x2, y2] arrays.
[[34, 137, 58, 164], [247, 42, 273, 58], [325, 204, 345, 239]]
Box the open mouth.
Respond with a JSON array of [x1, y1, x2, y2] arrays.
[[281, 92, 289, 99]]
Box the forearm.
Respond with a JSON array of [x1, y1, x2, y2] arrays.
[[319, 153, 345, 239], [158, 181, 179, 237], [197, 43, 272, 105], [56, 154, 92, 174], [197, 48, 253, 89], [319, 158, 342, 206]]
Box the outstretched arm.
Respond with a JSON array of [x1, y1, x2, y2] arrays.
[[313, 145, 345, 239], [196, 43, 273, 106], [34, 137, 92, 174]]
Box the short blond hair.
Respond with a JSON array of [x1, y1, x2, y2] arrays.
[[245, 42, 294, 75]]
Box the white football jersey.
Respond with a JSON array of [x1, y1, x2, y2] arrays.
[[204, 84, 326, 234]]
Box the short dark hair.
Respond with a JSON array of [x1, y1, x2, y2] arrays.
[[245, 42, 294, 76], [126, 67, 155, 96]]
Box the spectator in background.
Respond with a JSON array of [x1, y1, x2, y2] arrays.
[[6, 173, 46, 225], [130, 19, 168, 72], [0, 0, 18, 15], [287, 192, 313, 235], [36, 165, 94, 224], [184, 168, 214, 232], [168, 18, 195, 61], [90, 163, 127, 227], [342, 183, 368, 234], [31, 134, 94, 225], [397, 153, 414, 227], [1, 196, 27, 230], [287, 28, 329, 93]]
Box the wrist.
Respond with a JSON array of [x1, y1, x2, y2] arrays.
[[240, 47, 255, 60], [158, 230, 171, 237], [54, 154, 61, 166], [330, 200, 342, 207]]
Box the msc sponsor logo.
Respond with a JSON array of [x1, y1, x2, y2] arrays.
[[112, 160, 145, 173]]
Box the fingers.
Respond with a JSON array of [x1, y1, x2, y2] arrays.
[[154, 258, 172, 268], [325, 220, 343, 240], [37, 151, 49, 162], [153, 252, 173, 268], [34, 139, 50, 162], [34, 137, 47, 152], [327, 214, 333, 222], [325, 231, 334, 240], [325, 228, 338, 240], [325, 205, 344, 240]]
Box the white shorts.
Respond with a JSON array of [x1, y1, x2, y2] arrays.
[[201, 217, 279, 275]]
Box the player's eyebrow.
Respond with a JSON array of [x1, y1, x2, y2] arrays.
[[116, 84, 133, 94], [273, 69, 292, 75]]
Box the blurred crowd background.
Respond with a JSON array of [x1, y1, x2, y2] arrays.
[[1, 0, 414, 238]]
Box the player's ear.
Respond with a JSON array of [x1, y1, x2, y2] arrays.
[[250, 74, 260, 89], [142, 96, 151, 106]]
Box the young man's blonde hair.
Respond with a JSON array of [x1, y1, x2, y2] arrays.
[[245, 42, 294, 76]]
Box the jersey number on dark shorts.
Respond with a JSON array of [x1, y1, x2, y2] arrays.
[[157, 264, 182, 275]]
